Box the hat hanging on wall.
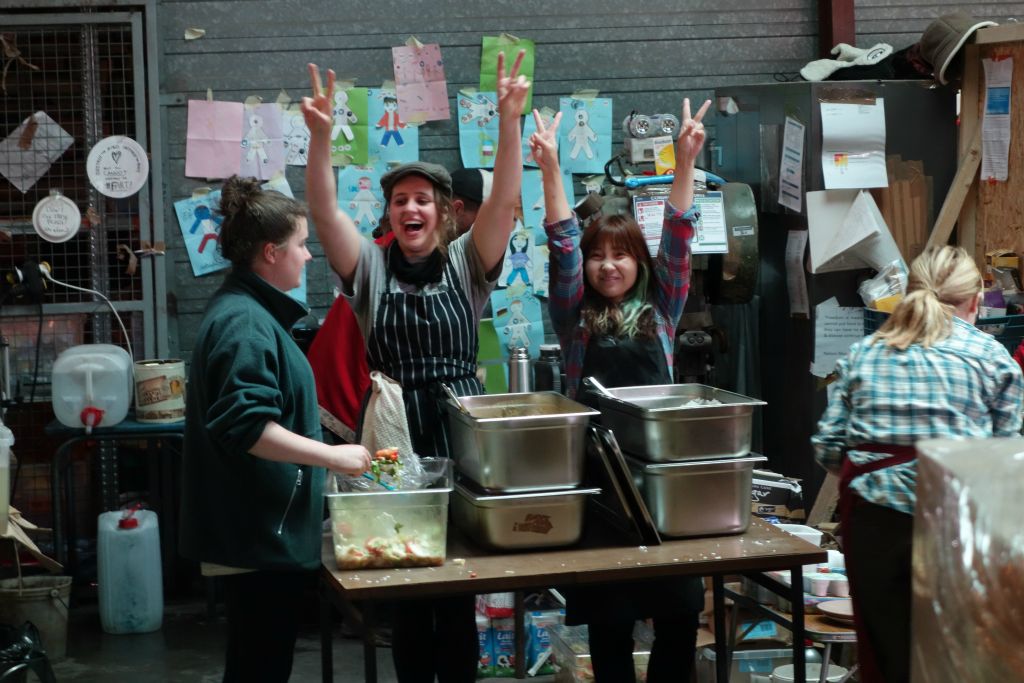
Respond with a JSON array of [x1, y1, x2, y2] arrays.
[[919, 12, 998, 85]]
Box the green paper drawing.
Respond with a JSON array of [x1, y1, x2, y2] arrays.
[[479, 35, 535, 111], [330, 87, 369, 166], [477, 319, 508, 394]]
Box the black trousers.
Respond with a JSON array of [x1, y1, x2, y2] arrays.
[[391, 595, 478, 683], [589, 611, 700, 683], [221, 569, 312, 683], [845, 496, 913, 683]]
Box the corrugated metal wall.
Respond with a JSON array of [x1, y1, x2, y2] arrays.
[[157, 0, 1024, 360]]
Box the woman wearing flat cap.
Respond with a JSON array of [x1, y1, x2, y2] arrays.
[[303, 53, 529, 682]]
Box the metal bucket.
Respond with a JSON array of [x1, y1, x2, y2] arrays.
[[0, 575, 72, 660], [133, 359, 186, 423]]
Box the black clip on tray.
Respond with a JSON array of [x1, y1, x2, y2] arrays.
[[586, 424, 662, 546]]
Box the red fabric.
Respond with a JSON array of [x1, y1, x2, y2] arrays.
[[1013, 340, 1024, 375], [306, 233, 394, 432], [837, 443, 916, 683]]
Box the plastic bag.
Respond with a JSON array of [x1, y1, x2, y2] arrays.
[[857, 259, 907, 308], [335, 453, 442, 492]]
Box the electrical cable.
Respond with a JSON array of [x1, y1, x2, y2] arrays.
[[41, 269, 134, 362]]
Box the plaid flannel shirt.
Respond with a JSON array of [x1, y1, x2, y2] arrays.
[[812, 317, 1024, 515], [544, 201, 697, 398]]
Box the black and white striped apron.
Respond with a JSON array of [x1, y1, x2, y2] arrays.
[[365, 256, 483, 458]]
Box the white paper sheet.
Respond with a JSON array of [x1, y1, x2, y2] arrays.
[[786, 230, 809, 317], [0, 112, 74, 193], [806, 189, 903, 274], [692, 191, 728, 255], [820, 100, 888, 189], [812, 297, 865, 378], [981, 57, 1013, 182], [778, 116, 805, 212]]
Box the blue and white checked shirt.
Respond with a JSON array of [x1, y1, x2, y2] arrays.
[[812, 317, 1024, 515]]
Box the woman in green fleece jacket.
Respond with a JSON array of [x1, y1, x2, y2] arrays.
[[180, 176, 371, 683]]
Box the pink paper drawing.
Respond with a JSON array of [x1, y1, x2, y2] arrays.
[[240, 103, 285, 180], [392, 43, 450, 123], [186, 100, 244, 179]]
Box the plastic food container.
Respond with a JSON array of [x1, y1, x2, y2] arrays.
[[326, 460, 453, 570], [596, 383, 766, 462], [625, 454, 766, 537], [452, 480, 599, 551], [444, 392, 598, 492]]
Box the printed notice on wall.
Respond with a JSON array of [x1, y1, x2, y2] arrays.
[[691, 191, 728, 255], [981, 57, 1013, 182], [633, 195, 666, 257], [778, 116, 805, 212], [811, 297, 864, 377], [820, 99, 887, 189]]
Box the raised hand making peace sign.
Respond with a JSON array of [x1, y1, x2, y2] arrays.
[[496, 50, 530, 122], [300, 63, 336, 138], [528, 109, 563, 173], [675, 97, 712, 165]]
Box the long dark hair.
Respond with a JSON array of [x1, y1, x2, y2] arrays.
[[218, 176, 306, 267], [579, 214, 657, 338]]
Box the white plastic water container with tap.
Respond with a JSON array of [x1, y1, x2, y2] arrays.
[[97, 508, 163, 634], [51, 344, 133, 433]]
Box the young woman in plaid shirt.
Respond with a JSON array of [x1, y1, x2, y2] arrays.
[[529, 98, 709, 682], [813, 245, 1024, 683]]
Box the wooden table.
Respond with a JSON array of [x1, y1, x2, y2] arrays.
[[320, 518, 826, 682]]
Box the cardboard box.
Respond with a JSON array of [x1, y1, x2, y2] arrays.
[[751, 470, 805, 522]]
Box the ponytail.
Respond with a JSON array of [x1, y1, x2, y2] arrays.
[[874, 246, 981, 350]]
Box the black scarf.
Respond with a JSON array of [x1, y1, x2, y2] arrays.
[[387, 242, 446, 287]]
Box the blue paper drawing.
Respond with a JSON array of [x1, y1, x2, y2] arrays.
[[368, 88, 419, 165], [521, 109, 557, 168], [559, 97, 612, 174], [490, 288, 545, 360], [338, 163, 387, 239], [457, 91, 500, 169], [175, 191, 230, 277], [520, 169, 574, 233]]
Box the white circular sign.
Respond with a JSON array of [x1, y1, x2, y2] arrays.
[[86, 136, 149, 198], [32, 194, 81, 243]]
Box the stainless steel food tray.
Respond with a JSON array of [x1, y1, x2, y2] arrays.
[[445, 391, 599, 492], [452, 480, 599, 551], [597, 383, 766, 462], [625, 453, 766, 538]]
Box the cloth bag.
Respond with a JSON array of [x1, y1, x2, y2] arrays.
[[359, 371, 414, 461]]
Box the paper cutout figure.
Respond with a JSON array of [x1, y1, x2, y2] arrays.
[[186, 100, 244, 179], [338, 164, 387, 238], [559, 97, 612, 174], [368, 88, 419, 165], [479, 36, 536, 111], [458, 91, 500, 169], [174, 191, 230, 276], [392, 42, 450, 123], [505, 230, 533, 287], [0, 111, 74, 193], [282, 107, 311, 166], [330, 88, 369, 166], [490, 288, 545, 360], [240, 104, 284, 180]]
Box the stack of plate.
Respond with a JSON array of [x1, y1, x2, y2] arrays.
[[594, 383, 767, 538], [444, 391, 601, 550]]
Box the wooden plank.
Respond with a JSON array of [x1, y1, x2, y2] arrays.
[[927, 125, 982, 248], [974, 23, 1024, 45], [806, 473, 839, 527], [959, 43, 981, 261]]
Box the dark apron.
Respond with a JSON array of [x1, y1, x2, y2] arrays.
[[838, 443, 916, 683], [365, 257, 482, 458], [566, 331, 703, 625]]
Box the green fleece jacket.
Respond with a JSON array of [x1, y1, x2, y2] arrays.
[[179, 269, 326, 570]]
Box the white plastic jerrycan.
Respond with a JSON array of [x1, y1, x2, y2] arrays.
[[97, 507, 163, 634], [52, 344, 133, 433], [0, 421, 12, 536]]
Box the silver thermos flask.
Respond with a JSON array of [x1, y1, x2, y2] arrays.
[[507, 347, 533, 393], [533, 343, 562, 394]]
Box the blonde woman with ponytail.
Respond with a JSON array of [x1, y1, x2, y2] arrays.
[[813, 245, 1024, 683]]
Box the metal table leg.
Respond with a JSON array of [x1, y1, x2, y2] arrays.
[[790, 567, 806, 683], [712, 575, 729, 682]]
